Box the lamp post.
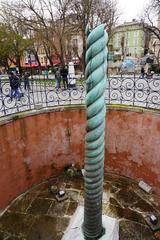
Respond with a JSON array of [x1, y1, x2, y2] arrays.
[[83, 24, 108, 239], [28, 53, 32, 78], [13, 39, 21, 73], [13, 40, 18, 72]]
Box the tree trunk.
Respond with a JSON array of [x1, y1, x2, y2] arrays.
[[48, 55, 53, 67], [82, 29, 87, 73], [59, 38, 65, 67], [34, 51, 41, 68]]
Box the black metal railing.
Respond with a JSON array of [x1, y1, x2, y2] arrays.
[[107, 75, 160, 109], [0, 75, 160, 117]]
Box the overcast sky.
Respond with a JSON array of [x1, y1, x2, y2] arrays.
[[118, 0, 150, 23], [0, 0, 151, 24]]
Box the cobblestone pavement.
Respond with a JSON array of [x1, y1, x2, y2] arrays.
[[0, 173, 160, 240]]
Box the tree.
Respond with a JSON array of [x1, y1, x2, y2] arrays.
[[0, 24, 12, 70], [0, 3, 33, 72], [0, 0, 73, 68], [28, 35, 42, 69], [0, 0, 119, 71], [70, 0, 119, 70], [141, 0, 160, 65], [120, 34, 125, 60], [152, 0, 160, 11], [0, 22, 31, 71]]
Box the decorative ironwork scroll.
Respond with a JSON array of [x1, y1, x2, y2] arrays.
[[0, 75, 160, 118]]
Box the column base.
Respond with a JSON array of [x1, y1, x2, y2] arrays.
[[62, 206, 119, 240]]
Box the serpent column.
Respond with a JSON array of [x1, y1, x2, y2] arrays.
[[83, 24, 108, 239]]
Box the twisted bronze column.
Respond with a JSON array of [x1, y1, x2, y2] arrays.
[[83, 24, 108, 239]]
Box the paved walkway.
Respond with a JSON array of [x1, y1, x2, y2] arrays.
[[0, 173, 160, 239]]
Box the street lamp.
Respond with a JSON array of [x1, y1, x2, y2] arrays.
[[13, 40, 17, 70], [28, 52, 33, 78]]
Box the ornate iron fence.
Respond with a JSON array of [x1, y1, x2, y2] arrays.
[[107, 75, 160, 109], [0, 75, 160, 117]]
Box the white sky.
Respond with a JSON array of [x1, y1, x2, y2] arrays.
[[118, 0, 150, 23], [0, 0, 151, 24]]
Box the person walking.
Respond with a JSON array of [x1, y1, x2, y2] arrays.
[[141, 66, 145, 78], [16, 71, 23, 96], [9, 72, 21, 101], [55, 68, 61, 91], [60, 66, 68, 90], [23, 72, 30, 91]]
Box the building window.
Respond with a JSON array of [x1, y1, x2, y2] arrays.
[[72, 39, 78, 56], [44, 56, 47, 65], [134, 31, 139, 46], [115, 34, 119, 48], [39, 47, 45, 55], [73, 39, 78, 48], [134, 48, 137, 57], [118, 34, 122, 48]]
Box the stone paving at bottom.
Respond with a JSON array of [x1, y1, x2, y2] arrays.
[[0, 173, 160, 240]]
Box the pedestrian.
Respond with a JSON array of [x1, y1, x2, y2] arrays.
[[23, 72, 30, 91], [44, 69, 49, 79], [16, 71, 23, 95], [146, 68, 152, 79], [55, 68, 61, 91], [9, 72, 21, 101], [60, 66, 68, 90], [141, 66, 145, 78]]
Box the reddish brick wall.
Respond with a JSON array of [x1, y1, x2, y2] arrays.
[[0, 107, 160, 208], [105, 110, 160, 193]]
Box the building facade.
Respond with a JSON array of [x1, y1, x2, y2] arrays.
[[109, 20, 149, 61], [107, 20, 150, 74], [149, 15, 160, 66]]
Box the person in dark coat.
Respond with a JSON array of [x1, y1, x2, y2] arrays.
[[23, 72, 30, 91], [60, 66, 68, 89], [141, 66, 145, 78], [9, 72, 21, 100], [55, 68, 61, 91]]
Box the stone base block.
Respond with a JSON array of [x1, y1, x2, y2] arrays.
[[62, 206, 119, 240]]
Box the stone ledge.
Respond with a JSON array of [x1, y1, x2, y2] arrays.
[[0, 104, 86, 125], [1, 104, 160, 126]]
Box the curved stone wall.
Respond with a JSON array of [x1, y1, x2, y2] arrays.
[[0, 106, 160, 209], [105, 108, 160, 193]]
